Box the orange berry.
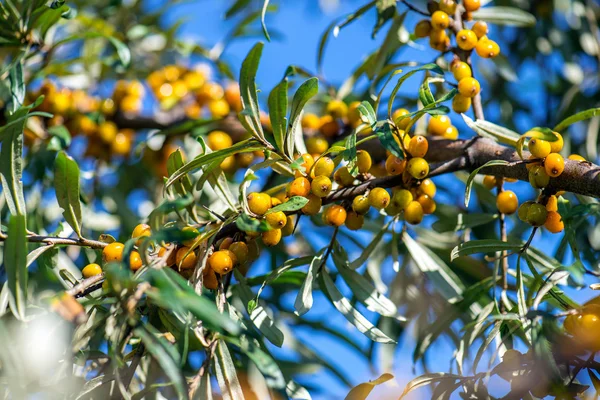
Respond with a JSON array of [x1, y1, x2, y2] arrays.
[[408, 136, 429, 158], [368, 188, 391, 209], [247, 192, 272, 215], [452, 61, 472, 81], [301, 193, 322, 216], [302, 113, 321, 130], [392, 108, 411, 130], [419, 178, 436, 197], [311, 175, 332, 197], [415, 20, 432, 38], [545, 211, 564, 233], [428, 115, 451, 136], [82, 263, 102, 278], [229, 242, 249, 265], [324, 205, 347, 227], [471, 21, 488, 38], [544, 153, 564, 177], [483, 175, 496, 190], [463, 0, 481, 12], [208, 250, 235, 275], [452, 94, 471, 113], [158, 245, 177, 266], [385, 155, 406, 175], [176, 247, 198, 270], [475, 39, 500, 58], [417, 195, 436, 214], [266, 211, 287, 229], [546, 195, 558, 212], [345, 211, 364, 231], [207, 130, 233, 151], [496, 191, 518, 214], [288, 177, 311, 197], [456, 29, 478, 50], [103, 242, 125, 263], [129, 251, 143, 271], [132, 223, 151, 246], [431, 11, 450, 29], [568, 154, 586, 162], [319, 115, 340, 137], [203, 268, 218, 290], [457, 77, 480, 98], [326, 99, 348, 119], [443, 126, 459, 140]]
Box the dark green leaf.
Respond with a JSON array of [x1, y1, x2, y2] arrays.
[[235, 213, 271, 233], [267, 196, 309, 213], [287, 77, 319, 157], [214, 340, 245, 400], [375, 121, 403, 159], [239, 42, 266, 142], [54, 151, 83, 237], [372, 0, 396, 38], [0, 106, 28, 217], [4, 214, 27, 319], [268, 79, 288, 153], [387, 63, 443, 119]]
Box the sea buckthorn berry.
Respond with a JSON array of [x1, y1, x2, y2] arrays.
[[266, 211, 287, 229], [546, 195, 558, 212], [463, 0, 481, 12], [529, 165, 550, 189], [82, 263, 102, 278], [392, 108, 411, 130], [311, 175, 332, 197], [182, 226, 200, 247], [219, 237, 233, 250], [282, 216, 295, 236], [324, 205, 347, 227], [431, 11, 450, 29], [319, 115, 340, 137], [549, 132, 564, 153], [417, 194, 436, 214], [368, 188, 391, 209], [262, 228, 282, 247], [518, 201, 534, 221], [208, 99, 230, 118], [452, 94, 472, 113], [356, 150, 372, 174], [472, 21, 488, 38], [229, 242, 249, 265], [345, 211, 365, 231], [452, 61, 472, 81], [247, 192, 271, 215], [475, 39, 500, 58], [456, 29, 478, 50], [428, 115, 451, 136], [429, 29, 450, 50], [419, 178, 437, 197], [306, 136, 329, 154], [158, 245, 177, 266], [347, 101, 362, 127], [313, 157, 335, 177], [352, 195, 371, 215], [385, 202, 402, 216], [103, 242, 125, 263], [220, 156, 236, 172], [407, 157, 430, 179], [203, 268, 218, 290], [528, 138, 551, 158], [525, 156, 541, 171], [326, 99, 348, 119], [545, 153, 565, 177], [439, 0, 457, 14], [129, 251, 143, 271], [271, 197, 282, 207], [457, 77, 481, 98], [415, 20, 432, 38], [288, 177, 311, 197], [112, 132, 132, 156], [405, 201, 425, 225], [207, 130, 233, 151], [302, 193, 322, 215], [408, 136, 429, 158], [568, 154, 586, 162], [176, 247, 197, 270], [483, 175, 497, 190], [98, 121, 117, 143], [302, 113, 321, 130], [385, 155, 406, 175], [334, 166, 355, 186], [496, 190, 518, 214], [391, 189, 413, 210], [132, 223, 151, 246], [208, 250, 235, 275], [443, 126, 459, 140], [527, 203, 548, 227], [545, 211, 564, 233]]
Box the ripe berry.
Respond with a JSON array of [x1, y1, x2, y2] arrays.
[[319, 115, 340, 137], [429, 29, 450, 51], [302, 193, 322, 215], [311, 176, 332, 197], [546, 195, 558, 212], [457, 77, 480, 98], [568, 154, 586, 162], [417, 194, 436, 214], [282, 216, 295, 236], [392, 108, 411, 130], [207, 130, 233, 151], [443, 126, 459, 140], [471, 21, 488, 38], [176, 247, 197, 270], [266, 211, 287, 229], [528, 138, 551, 158], [324, 205, 347, 227], [356, 150, 372, 174], [431, 11, 450, 29], [288, 177, 311, 197], [247, 192, 272, 215], [208, 250, 235, 275], [545, 211, 564, 233], [527, 203, 548, 227], [385, 155, 406, 175], [405, 201, 424, 225], [392, 189, 413, 210], [297, 153, 315, 177], [306, 136, 329, 154], [408, 136, 429, 158], [419, 179, 436, 197], [103, 242, 125, 263], [333, 166, 354, 186], [407, 157, 430, 179], [483, 175, 496, 190], [496, 190, 518, 214], [456, 29, 478, 50], [452, 94, 472, 113], [544, 153, 564, 177], [549, 132, 564, 153], [229, 242, 249, 265], [347, 101, 362, 127], [313, 157, 335, 177], [352, 195, 371, 215], [415, 20, 432, 38], [302, 113, 321, 130], [452, 61, 472, 81], [98, 121, 117, 143], [439, 0, 457, 14], [345, 211, 364, 231], [112, 132, 132, 156], [262, 229, 282, 247], [158, 245, 177, 266], [132, 223, 151, 246], [82, 263, 102, 278], [219, 237, 233, 250], [529, 165, 550, 189], [463, 0, 481, 12], [428, 115, 451, 136], [326, 99, 348, 119], [518, 201, 534, 221], [129, 250, 143, 271], [203, 268, 218, 290], [368, 188, 391, 209], [475, 39, 500, 58]]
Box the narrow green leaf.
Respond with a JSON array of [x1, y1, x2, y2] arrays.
[[471, 7, 536, 27], [461, 114, 520, 146], [294, 248, 326, 316], [215, 340, 245, 400], [239, 42, 266, 142], [0, 106, 27, 217], [349, 223, 390, 269], [387, 63, 444, 119], [226, 335, 286, 389], [451, 239, 522, 261], [254, 256, 313, 303], [372, 0, 396, 38], [368, 12, 407, 80], [375, 121, 403, 159], [4, 215, 27, 320], [357, 101, 377, 127], [319, 272, 396, 343], [554, 107, 600, 132], [464, 160, 509, 207], [8, 61, 24, 112], [266, 196, 309, 213], [268, 79, 288, 153], [53, 32, 131, 67], [54, 151, 83, 237], [261, 0, 271, 41], [287, 77, 318, 157], [418, 77, 444, 107]]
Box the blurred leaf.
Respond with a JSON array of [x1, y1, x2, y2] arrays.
[[471, 7, 536, 27], [148, 195, 194, 232], [53, 32, 131, 67], [491, 54, 518, 82], [349, 222, 390, 269], [4, 214, 27, 320], [372, 0, 396, 38], [554, 107, 600, 132], [261, 0, 270, 41], [400, 373, 462, 399], [433, 212, 498, 232], [268, 79, 288, 153], [225, 0, 251, 18], [8, 61, 24, 113], [461, 114, 519, 146], [368, 12, 407, 80], [227, 335, 286, 389], [345, 373, 394, 400], [26, 244, 55, 267], [0, 106, 28, 217], [215, 340, 246, 400], [294, 248, 326, 316], [267, 196, 309, 213], [451, 239, 522, 261], [31, 3, 70, 38], [287, 380, 312, 399], [464, 160, 509, 207], [239, 42, 266, 143], [253, 256, 312, 303], [319, 271, 395, 343], [287, 77, 318, 158], [54, 151, 83, 238]]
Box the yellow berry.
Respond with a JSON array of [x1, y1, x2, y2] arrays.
[[345, 211, 364, 231], [98, 121, 118, 143], [129, 251, 143, 271], [333, 166, 355, 186], [103, 242, 125, 263], [463, 0, 481, 12], [549, 132, 564, 153], [319, 115, 340, 137], [208, 250, 235, 275], [132, 223, 151, 246], [419, 179, 436, 197], [472, 21, 488, 38], [529, 165, 550, 189], [324, 205, 347, 227], [475, 39, 500, 58], [392, 108, 411, 130], [352, 195, 371, 214], [528, 138, 551, 158], [457, 77, 480, 98], [496, 191, 518, 214], [452, 94, 472, 113], [302, 113, 321, 130], [247, 192, 272, 215], [408, 136, 429, 158], [306, 136, 329, 154], [439, 0, 457, 14], [282, 216, 295, 236], [407, 157, 430, 179], [82, 263, 102, 278], [326, 99, 348, 119], [431, 11, 450, 30], [311, 175, 332, 197], [176, 247, 198, 270], [391, 189, 413, 210], [546, 195, 558, 212], [356, 150, 372, 174], [483, 175, 497, 190], [262, 229, 282, 247], [347, 101, 363, 127], [452, 61, 472, 81], [443, 126, 459, 140], [527, 203, 548, 227], [428, 115, 451, 136], [302, 193, 322, 216], [288, 177, 311, 197], [368, 188, 391, 209], [313, 157, 335, 177], [229, 242, 249, 265], [568, 154, 586, 162], [544, 153, 564, 178], [405, 201, 424, 225], [456, 29, 478, 50], [207, 130, 233, 151], [415, 20, 432, 38], [266, 211, 287, 229]]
